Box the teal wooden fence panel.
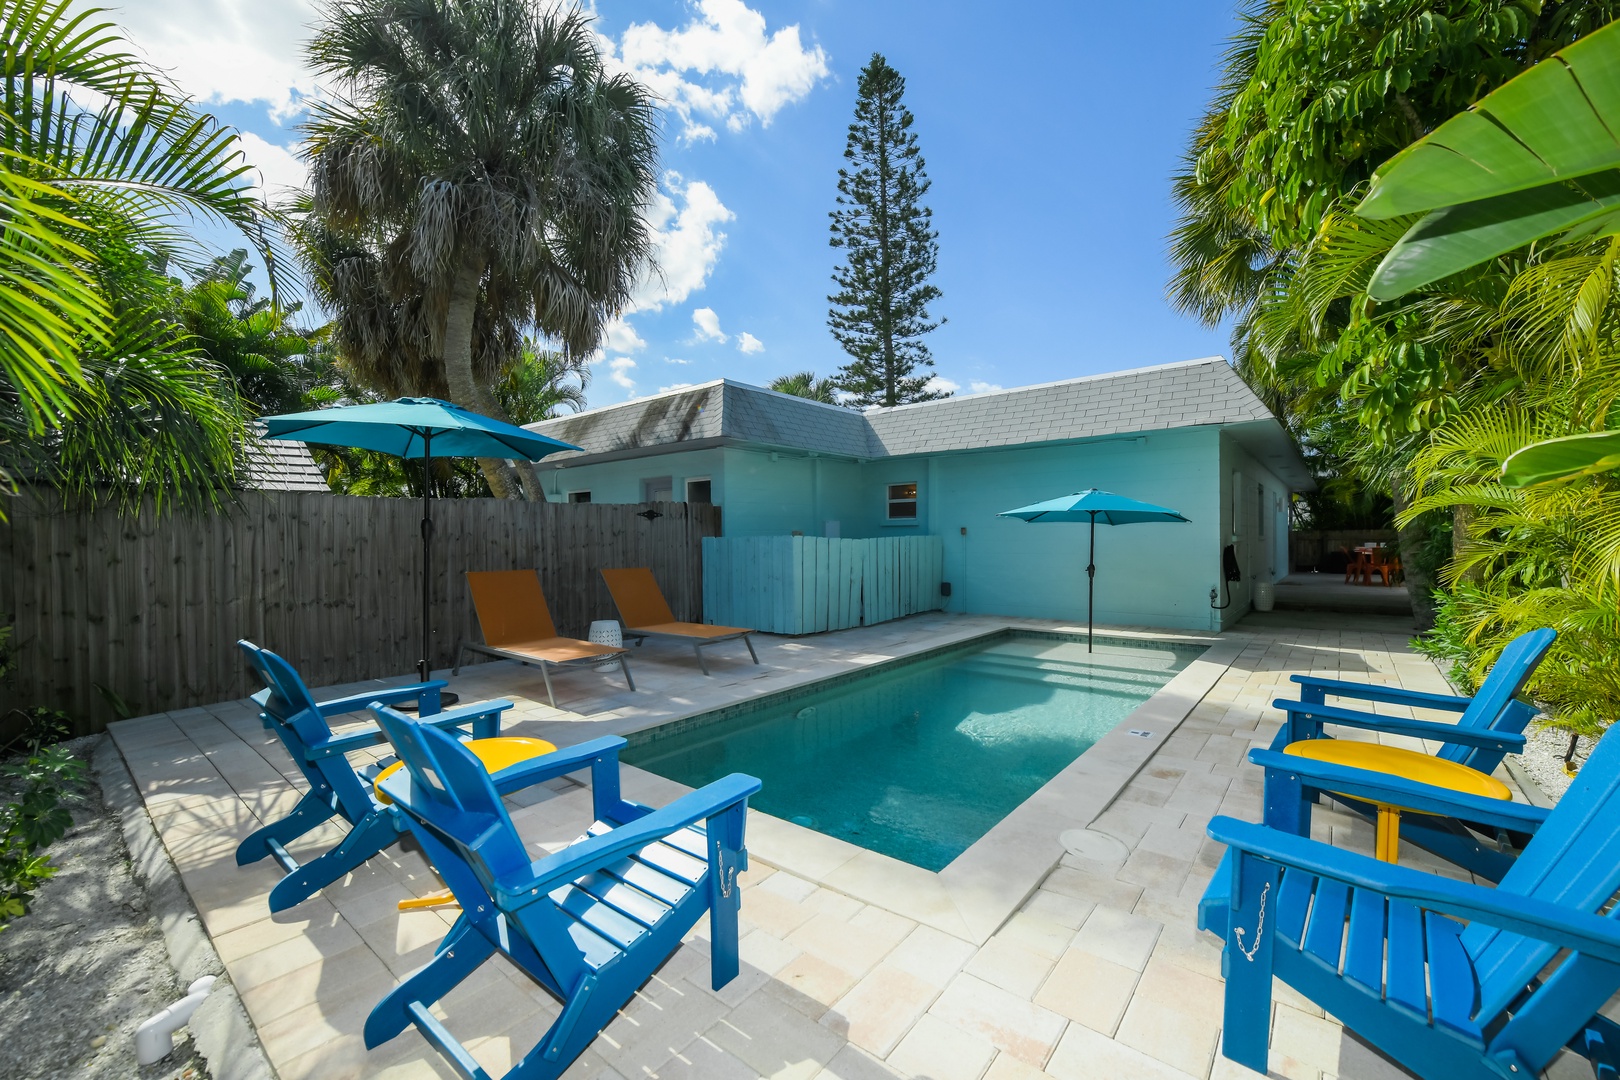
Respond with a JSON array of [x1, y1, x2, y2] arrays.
[[702, 535, 944, 634]]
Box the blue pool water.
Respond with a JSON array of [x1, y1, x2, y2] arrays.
[[622, 632, 1205, 871]]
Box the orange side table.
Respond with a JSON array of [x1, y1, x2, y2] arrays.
[[1283, 740, 1512, 863]]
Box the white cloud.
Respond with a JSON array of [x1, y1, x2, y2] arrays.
[[601, 0, 830, 141], [925, 376, 961, 396], [608, 357, 637, 391], [603, 318, 647, 354], [237, 132, 308, 201], [116, 1, 319, 122], [666, 357, 691, 365], [630, 173, 734, 313], [968, 380, 1004, 395], [691, 307, 727, 343], [658, 382, 697, 394], [736, 332, 764, 354]]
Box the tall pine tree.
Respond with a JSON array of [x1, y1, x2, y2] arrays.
[[828, 54, 944, 408]]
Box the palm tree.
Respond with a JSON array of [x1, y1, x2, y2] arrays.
[[769, 371, 841, 404], [497, 340, 590, 426], [0, 0, 282, 515], [299, 0, 660, 498], [181, 251, 315, 416]]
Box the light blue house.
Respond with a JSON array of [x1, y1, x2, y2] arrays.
[[526, 357, 1312, 631]]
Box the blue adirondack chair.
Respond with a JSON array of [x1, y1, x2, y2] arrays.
[[1267, 627, 1554, 879], [235, 640, 515, 912], [1202, 726, 1620, 1080], [365, 704, 762, 1080]]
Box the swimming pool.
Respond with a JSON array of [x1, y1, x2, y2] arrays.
[[622, 631, 1206, 871]]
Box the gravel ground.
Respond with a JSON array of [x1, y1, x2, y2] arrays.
[[0, 735, 209, 1080], [1516, 722, 1594, 804]]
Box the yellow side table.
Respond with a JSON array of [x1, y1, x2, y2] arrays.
[[1283, 740, 1512, 863], [373, 736, 556, 910]]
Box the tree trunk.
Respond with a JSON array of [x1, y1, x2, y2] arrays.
[[1392, 476, 1435, 631], [441, 250, 524, 499]]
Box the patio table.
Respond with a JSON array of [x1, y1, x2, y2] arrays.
[[1283, 740, 1512, 863]]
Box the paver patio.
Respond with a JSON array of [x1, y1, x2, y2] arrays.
[[106, 612, 1593, 1080]]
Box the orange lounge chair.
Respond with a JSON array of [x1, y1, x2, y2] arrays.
[[453, 570, 634, 707], [601, 567, 759, 676]]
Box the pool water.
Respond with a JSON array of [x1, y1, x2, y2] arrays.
[[622, 633, 1205, 871]]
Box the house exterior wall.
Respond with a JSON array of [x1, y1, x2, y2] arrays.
[[907, 427, 1224, 631], [537, 425, 1291, 632], [1215, 431, 1294, 629]]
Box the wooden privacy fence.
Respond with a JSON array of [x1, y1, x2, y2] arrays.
[[702, 535, 944, 635], [0, 492, 720, 731]]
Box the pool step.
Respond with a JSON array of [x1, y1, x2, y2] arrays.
[[949, 656, 1173, 695]]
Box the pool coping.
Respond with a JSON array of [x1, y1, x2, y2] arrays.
[[613, 620, 1245, 945]]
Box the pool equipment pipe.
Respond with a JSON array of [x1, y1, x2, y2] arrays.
[[135, 975, 215, 1065]]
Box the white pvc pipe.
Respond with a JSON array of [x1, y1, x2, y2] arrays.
[[135, 975, 216, 1065]]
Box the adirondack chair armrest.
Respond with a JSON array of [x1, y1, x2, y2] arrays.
[[312, 700, 516, 759], [316, 680, 451, 719], [496, 773, 763, 907], [1271, 699, 1527, 753], [1209, 817, 1620, 964], [1248, 749, 1551, 831], [1289, 674, 1471, 712]]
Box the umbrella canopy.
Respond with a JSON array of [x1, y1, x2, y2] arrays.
[[261, 397, 581, 699], [262, 397, 577, 461], [999, 489, 1189, 650], [999, 488, 1190, 526]]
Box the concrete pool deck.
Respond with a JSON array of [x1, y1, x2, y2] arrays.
[[105, 612, 1575, 1080]]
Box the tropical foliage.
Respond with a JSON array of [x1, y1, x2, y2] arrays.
[[0, 0, 282, 516], [295, 0, 658, 499], [1170, 1, 1620, 737], [828, 54, 945, 408], [768, 371, 842, 404]]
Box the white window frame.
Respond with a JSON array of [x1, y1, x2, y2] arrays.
[[886, 481, 919, 522], [685, 476, 713, 504], [567, 490, 592, 504]]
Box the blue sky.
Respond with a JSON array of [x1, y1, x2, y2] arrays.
[[120, 0, 1241, 406]]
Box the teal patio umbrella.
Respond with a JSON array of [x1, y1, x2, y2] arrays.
[[262, 398, 580, 700], [999, 489, 1189, 651]]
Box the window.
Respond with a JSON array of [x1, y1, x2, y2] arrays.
[[642, 476, 673, 502], [568, 490, 591, 504], [685, 478, 712, 504], [886, 482, 919, 520]]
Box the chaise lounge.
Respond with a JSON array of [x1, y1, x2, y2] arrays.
[[601, 566, 758, 675], [454, 569, 636, 707]]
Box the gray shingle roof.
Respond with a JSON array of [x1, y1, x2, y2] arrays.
[[864, 358, 1274, 455], [242, 434, 331, 492], [526, 357, 1307, 483]]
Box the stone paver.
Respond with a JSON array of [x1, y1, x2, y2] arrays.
[[105, 612, 1548, 1079]]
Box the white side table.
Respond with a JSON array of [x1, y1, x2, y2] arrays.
[[587, 620, 623, 669]]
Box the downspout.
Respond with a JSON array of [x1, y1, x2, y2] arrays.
[[135, 976, 216, 1064]]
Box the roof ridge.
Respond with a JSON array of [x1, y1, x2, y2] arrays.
[[525, 379, 724, 431]]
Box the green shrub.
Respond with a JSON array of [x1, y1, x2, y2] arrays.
[[0, 745, 84, 931]]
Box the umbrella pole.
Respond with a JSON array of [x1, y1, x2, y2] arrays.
[[1087, 512, 1096, 652], [421, 434, 433, 686]]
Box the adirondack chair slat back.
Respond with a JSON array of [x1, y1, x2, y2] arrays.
[[602, 568, 677, 627], [371, 706, 533, 882], [1464, 728, 1620, 1021], [1437, 628, 1555, 764], [466, 570, 559, 646], [239, 641, 370, 799]]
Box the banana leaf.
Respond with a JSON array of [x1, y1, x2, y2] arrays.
[[1502, 430, 1620, 487], [1357, 20, 1620, 300]]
